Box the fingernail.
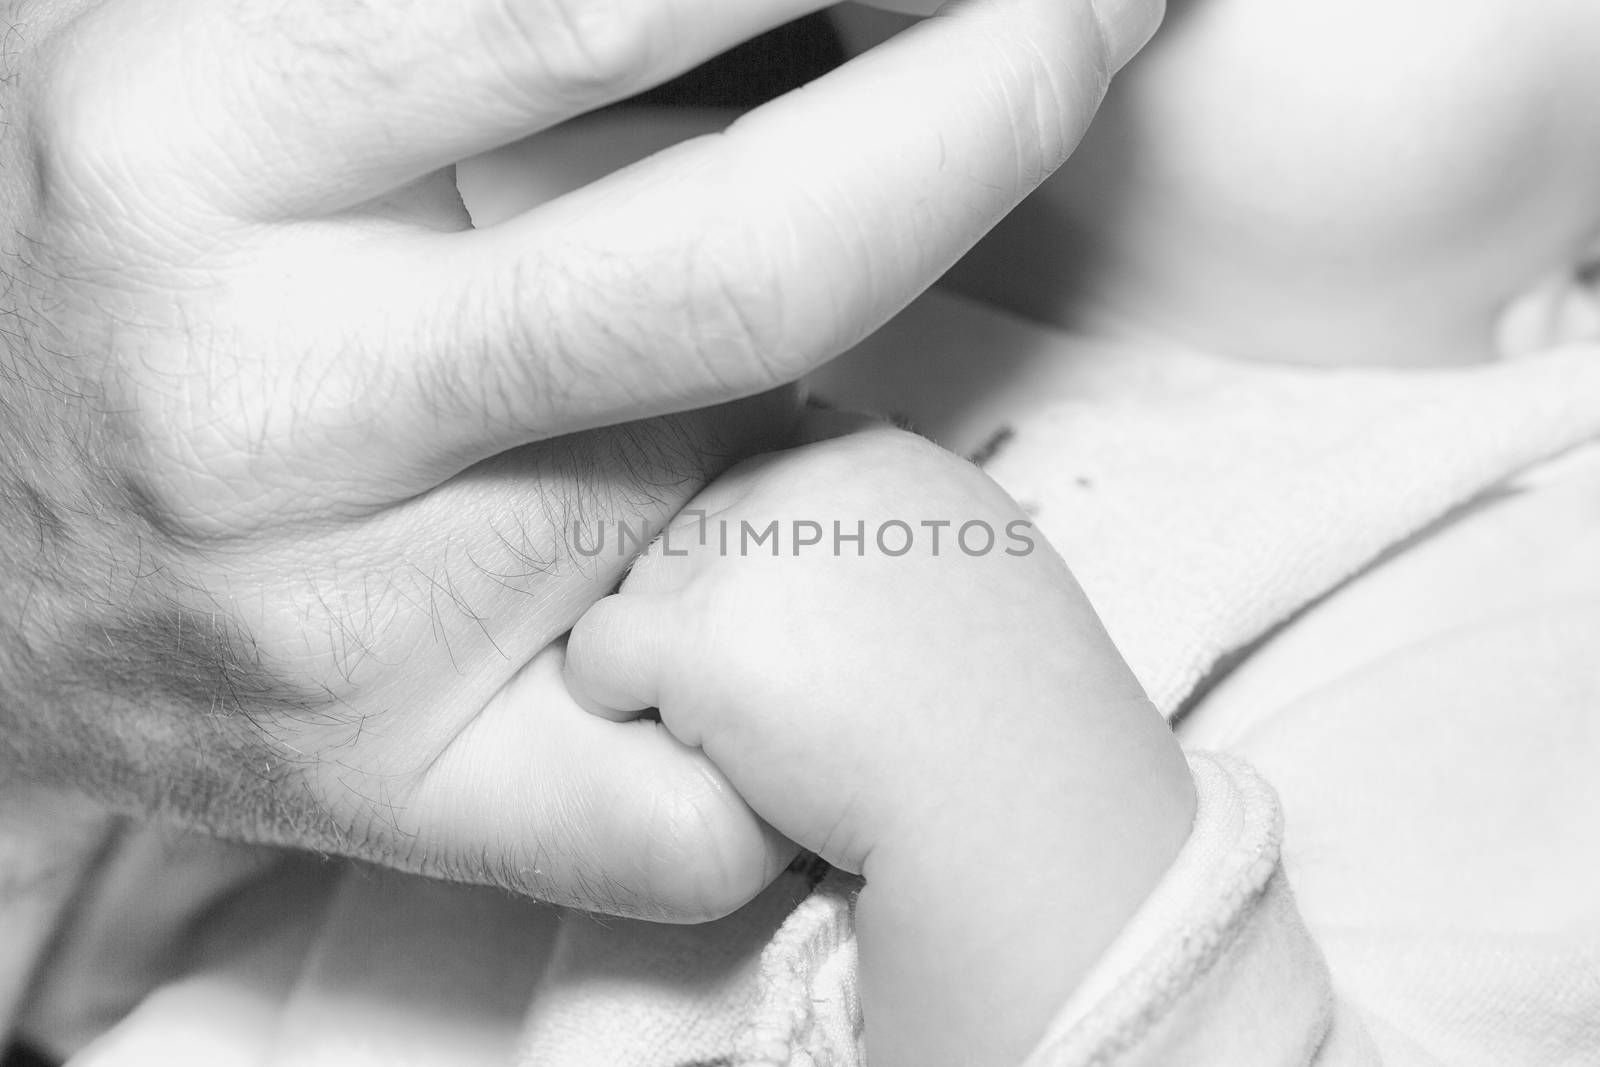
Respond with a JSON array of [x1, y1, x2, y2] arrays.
[[1092, 0, 1166, 73]]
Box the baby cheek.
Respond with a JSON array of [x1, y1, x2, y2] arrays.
[[1067, 0, 1600, 320]]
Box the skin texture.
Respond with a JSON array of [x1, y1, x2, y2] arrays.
[[946, 0, 1600, 366], [567, 419, 1195, 1067], [509, 1, 1600, 1057], [789, 2, 1600, 1057], [0, 0, 1165, 922]]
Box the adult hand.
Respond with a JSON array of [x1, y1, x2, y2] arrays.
[[0, 0, 1163, 921]]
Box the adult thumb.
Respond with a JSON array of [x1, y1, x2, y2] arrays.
[[400, 643, 795, 922]]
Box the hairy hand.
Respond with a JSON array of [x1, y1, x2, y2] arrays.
[[0, 0, 1161, 920]]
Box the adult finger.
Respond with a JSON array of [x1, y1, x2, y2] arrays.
[[45, 0, 834, 221], [303, 0, 1166, 490], [403, 642, 794, 922], [859, 0, 1163, 66]]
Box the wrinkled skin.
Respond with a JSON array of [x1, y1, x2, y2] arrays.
[[0, 0, 1163, 920]]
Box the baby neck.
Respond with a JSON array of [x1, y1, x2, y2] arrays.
[[946, 185, 1600, 371]]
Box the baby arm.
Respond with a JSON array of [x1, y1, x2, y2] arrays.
[[565, 420, 1196, 1067]]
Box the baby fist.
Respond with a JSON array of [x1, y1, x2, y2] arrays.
[[564, 419, 1152, 876]]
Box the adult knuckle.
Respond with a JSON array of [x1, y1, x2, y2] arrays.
[[23, 28, 152, 224], [89, 389, 220, 541], [500, 0, 657, 101], [28, 75, 115, 211]]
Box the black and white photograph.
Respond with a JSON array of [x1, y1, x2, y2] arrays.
[[2, 1, 1597, 1064]]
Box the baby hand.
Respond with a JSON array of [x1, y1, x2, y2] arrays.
[[568, 421, 1110, 868], [565, 418, 1194, 1066], [565, 414, 1189, 871]]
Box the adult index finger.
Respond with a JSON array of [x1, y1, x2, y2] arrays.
[[322, 0, 1166, 492]]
